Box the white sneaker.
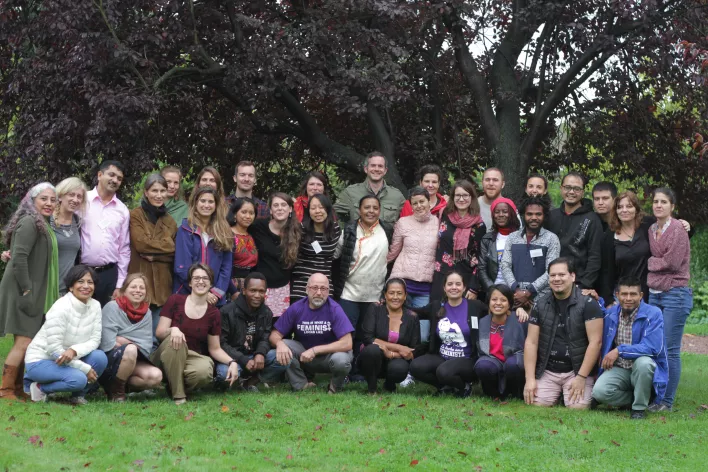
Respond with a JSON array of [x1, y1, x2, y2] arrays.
[[399, 374, 415, 388], [69, 396, 88, 406], [29, 382, 47, 403]]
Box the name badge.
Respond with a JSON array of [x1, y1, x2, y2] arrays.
[[311, 241, 322, 254], [529, 248, 543, 258], [470, 316, 479, 329]]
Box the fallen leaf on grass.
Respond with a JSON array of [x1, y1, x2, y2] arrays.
[[315, 425, 323, 431], [397, 404, 406, 408], [457, 451, 467, 456], [700, 404, 708, 410], [8, 416, 15, 422], [410, 459, 419, 466], [550, 430, 558, 435], [56, 437, 66, 443], [600, 449, 606, 454], [133, 459, 144, 466], [379, 449, 386, 454], [83, 463, 91, 468], [265, 413, 273, 419], [611, 440, 621, 447], [286, 455, 293, 460], [28, 436, 43, 447], [421, 415, 425, 420], [221, 451, 227, 455], [221, 406, 230, 413], [184, 412, 194, 421], [581, 430, 588, 435]]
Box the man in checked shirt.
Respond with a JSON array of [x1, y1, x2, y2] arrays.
[[592, 276, 668, 419]]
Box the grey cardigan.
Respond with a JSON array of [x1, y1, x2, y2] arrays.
[[100, 301, 154, 357]]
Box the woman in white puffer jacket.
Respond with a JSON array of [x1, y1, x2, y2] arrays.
[[24, 265, 107, 405]]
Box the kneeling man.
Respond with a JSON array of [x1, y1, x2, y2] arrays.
[[523, 257, 603, 409], [269, 273, 354, 393], [592, 276, 668, 419]]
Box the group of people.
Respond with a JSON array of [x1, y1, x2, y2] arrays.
[[0, 153, 693, 418]]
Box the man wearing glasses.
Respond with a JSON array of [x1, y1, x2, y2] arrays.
[[269, 273, 355, 393], [547, 172, 603, 293]]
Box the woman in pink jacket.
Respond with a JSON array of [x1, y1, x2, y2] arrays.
[[387, 187, 440, 343]]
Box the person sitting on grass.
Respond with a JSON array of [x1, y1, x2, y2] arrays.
[[99, 273, 163, 402], [523, 257, 603, 409], [218, 272, 290, 392], [409, 271, 486, 398], [152, 264, 239, 405], [24, 265, 107, 405], [269, 273, 354, 394], [591, 276, 668, 419], [474, 284, 527, 399], [357, 278, 422, 394]]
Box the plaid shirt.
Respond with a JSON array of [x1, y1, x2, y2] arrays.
[[226, 194, 270, 219], [614, 307, 638, 369]]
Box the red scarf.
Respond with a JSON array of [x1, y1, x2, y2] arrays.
[[294, 196, 309, 222], [448, 211, 483, 256], [116, 295, 149, 324]]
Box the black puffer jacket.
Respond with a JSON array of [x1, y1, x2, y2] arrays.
[[219, 295, 273, 367], [333, 219, 393, 299]]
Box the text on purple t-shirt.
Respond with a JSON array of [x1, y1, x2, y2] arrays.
[[274, 298, 354, 350], [437, 299, 472, 359]]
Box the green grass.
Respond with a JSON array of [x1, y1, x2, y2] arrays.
[[1, 338, 707, 471], [685, 324, 708, 336]]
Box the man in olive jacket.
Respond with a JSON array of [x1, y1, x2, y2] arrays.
[[217, 273, 289, 391]]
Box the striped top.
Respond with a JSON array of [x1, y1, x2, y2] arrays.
[[290, 224, 343, 302]]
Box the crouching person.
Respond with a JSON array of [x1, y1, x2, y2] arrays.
[[592, 277, 668, 419], [99, 274, 163, 402], [523, 258, 603, 409], [269, 273, 354, 393], [151, 264, 239, 404], [218, 272, 289, 391], [24, 265, 107, 404]]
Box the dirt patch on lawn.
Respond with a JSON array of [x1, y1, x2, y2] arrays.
[[683, 334, 708, 354]]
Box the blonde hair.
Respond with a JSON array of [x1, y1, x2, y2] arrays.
[[55, 177, 88, 219], [120, 273, 151, 305], [188, 186, 234, 252]]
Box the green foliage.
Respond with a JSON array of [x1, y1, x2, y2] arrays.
[[688, 227, 708, 325]]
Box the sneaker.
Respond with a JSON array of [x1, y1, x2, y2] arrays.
[[29, 382, 47, 403], [69, 396, 88, 406], [456, 383, 472, 398], [630, 410, 645, 420], [243, 385, 260, 393], [399, 374, 415, 388], [348, 374, 365, 383], [647, 403, 671, 413]]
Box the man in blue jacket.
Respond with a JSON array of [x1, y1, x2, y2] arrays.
[[592, 276, 668, 419]]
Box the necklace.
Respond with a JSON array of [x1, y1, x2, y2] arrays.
[[620, 227, 635, 240]]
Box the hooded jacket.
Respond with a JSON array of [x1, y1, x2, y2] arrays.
[[173, 219, 232, 306], [547, 199, 603, 289], [599, 301, 668, 403], [219, 294, 274, 367]]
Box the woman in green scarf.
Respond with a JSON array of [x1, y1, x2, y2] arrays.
[[161, 165, 189, 226], [0, 182, 60, 401]]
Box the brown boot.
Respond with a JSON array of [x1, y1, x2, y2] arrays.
[[0, 364, 20, 401], [107, 377, 127, 402], [14, 361, 30, 401]]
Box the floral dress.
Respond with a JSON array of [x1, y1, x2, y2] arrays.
[[430, 214, 486, 300]]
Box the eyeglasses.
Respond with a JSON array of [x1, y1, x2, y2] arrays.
[[191, 276, 211, 282], [562, 185, 583, 193], [454, 194, 471, 201], [307, 286, 329, 293]]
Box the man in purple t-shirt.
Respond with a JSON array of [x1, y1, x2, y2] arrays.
[[270, 273, 354, 393]]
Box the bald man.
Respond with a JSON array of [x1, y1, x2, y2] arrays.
[[269, 274, 354, 393]]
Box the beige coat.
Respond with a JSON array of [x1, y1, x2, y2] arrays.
[[386, 214, 440, 283]]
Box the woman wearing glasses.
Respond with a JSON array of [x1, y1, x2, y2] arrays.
[[152, 264, 239, 404], [430, 180, 486, 301]]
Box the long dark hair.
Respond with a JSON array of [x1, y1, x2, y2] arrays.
[[436, 271, 467, 320], [299, 171, 330, 197], [226, 197, 256, 227], [302, 194, 339, 243], [269, 192, 302, 268], [487, 284, 514, 311]]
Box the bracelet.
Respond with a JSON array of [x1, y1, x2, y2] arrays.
[[228, 360, 237, 366], [312, 347, 317, 355], [577, 374, 587, 379]]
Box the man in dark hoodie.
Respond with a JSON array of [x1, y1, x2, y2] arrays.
[[547, 172, 603, 291], [217, 272, 290, 391]]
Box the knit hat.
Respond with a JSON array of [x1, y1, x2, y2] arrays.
[[490, 197, 518, 215]]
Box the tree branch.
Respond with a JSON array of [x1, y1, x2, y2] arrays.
[[521, 22, 552, 95]]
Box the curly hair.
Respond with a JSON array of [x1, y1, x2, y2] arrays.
[[517, 194, 551, 230]]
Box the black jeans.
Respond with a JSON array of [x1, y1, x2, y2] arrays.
[[93, 264, 118, 307], [409, 354, 476, 390], [357, 344, 411, 392]]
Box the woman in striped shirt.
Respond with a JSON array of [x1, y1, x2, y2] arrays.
[[290, 194, 342, 303]]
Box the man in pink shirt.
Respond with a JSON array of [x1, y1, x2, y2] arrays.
[[80, 161, 130, 306]]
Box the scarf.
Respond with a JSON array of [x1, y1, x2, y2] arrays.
[[448, 211, 483, 259], [498, 227, 512, 236], [165, 198, 189, 226], [44, 223, 60, 313], [116, 295, 149, 324], [294, 195, 309, 222], [141, 198, 167, 225]]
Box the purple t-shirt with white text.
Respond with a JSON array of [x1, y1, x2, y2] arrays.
[[437, 300, 472, 359], [274, 298, 354, 350]]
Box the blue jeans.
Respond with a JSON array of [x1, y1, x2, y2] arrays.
[[649, 287, 693, 408], [25, 350, 108, 397], [406, 294, 430, 343], [215, 349, 288, 383]]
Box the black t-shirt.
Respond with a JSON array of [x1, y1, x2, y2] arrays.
[[529, 296, 602, 373], [248, 219, 291, 288]]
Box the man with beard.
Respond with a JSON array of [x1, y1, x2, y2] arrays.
[[501, 195, 560, 308], [218, 272, 290, 392], [81, 160, 130, 306], [592, 276, 668, 419], [269, 273, 355, 393], [334, 152, 405, 224], [477, 167, 506, 231]]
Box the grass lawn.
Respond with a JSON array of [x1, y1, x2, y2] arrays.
[[684, 324, 708, 336], [1, 337, 706, 471]]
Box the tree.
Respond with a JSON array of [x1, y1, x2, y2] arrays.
[[1, 0, 706, 208]]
